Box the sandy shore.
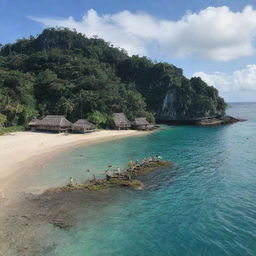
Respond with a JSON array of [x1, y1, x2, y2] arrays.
[[0, 130, 146, 191], [0, 129, 150, 256]]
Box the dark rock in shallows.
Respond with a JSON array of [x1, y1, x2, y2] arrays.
[[48, 218, 71, 230]]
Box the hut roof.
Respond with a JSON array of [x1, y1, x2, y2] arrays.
[[113, 113, 131, 127], [28, 118, 39, 126], [132, 117, 150, 126], [37, 115, 72, 128], [72, 119, 96, 129]]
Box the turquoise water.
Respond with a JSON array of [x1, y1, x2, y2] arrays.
[[39, 103, 255, 256]]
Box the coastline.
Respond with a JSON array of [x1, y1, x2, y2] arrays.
[[0, 102, 254, 256], [0, 129, 149, 193], [0, 129, 159, 256]]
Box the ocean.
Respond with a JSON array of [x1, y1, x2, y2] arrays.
[[30, 103, 256, 256]]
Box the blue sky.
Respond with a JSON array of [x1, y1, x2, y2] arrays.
[[1, 0, 256, 101]]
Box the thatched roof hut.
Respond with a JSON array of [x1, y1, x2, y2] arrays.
[[132, 117, 152, 130], [36, 115, 72, 132], [28, 118, 39, 127], [28, 118, 39, 131], [72, 119, 96, 133], [113, 113, 131, 129]]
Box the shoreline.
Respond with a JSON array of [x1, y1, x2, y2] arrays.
[[0, 129, 164, 256], [0, 129, 150, 194]]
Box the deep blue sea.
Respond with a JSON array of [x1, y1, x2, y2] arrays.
[[35, 103, 256, 256]]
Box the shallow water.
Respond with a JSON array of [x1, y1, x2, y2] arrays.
[[27, 103, 256, 255]]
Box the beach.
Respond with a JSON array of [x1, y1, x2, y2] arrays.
[[0, 129, 151, 255], [0, 104, 255, 256], [0, 130, 145, 192]]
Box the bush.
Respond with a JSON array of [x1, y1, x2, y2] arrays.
[[87, 111, 108, 127], [0, 113, 7, 127], [0, 126, 25, 135]]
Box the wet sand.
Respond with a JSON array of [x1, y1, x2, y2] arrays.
[[0, 130, 145, 192]]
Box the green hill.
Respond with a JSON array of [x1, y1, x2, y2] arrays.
[[0, 28, 226, 127]]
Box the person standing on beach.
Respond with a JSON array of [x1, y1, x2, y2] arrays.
[[69, 177, 74, 187], [115, 167, 121, 176], [105, 169, 112, 181]]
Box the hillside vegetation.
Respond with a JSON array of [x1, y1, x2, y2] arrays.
[[0, 28, 226, 127]]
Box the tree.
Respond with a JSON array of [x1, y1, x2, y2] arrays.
[[0, 27, 226, 127], [0, 113, 7, 127], [87, 111, 108, 127], [57, 97, 75, 117]]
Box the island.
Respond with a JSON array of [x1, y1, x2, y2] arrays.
[[0, 28, 243, 134]]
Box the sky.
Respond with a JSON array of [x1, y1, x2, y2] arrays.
[[1, 0, 256, 102]]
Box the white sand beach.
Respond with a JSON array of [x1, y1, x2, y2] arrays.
[[0, 130, 144, 187]]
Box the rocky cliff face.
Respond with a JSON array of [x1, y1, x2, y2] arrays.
[[154, 79, 227, 122], [157, 90, 179, 120], [122, 61, 227, 123]]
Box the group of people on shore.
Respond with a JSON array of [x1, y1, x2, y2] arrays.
[[104, 155, 162, 180], [105, 166, 121, 180], [68, 155, 163, 186]]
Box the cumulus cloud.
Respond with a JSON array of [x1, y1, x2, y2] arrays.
[[193, 65, 256, 92], [29, 6, 256, 61]]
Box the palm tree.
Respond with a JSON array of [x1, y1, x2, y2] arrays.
[[59, 97, 75, 117]]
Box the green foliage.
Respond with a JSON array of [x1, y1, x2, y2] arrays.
[[0, 27, 226, 127], [87, 111, 108, 127], [0, 69, 37, 126], [0, 113, 7, 126], [0, 126, 25, 135]]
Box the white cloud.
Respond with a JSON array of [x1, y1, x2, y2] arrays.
[[193, 65, 256, 92], [29, 6, 256, 61]]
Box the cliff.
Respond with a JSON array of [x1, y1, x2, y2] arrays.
[[156, 78, 227, 122]]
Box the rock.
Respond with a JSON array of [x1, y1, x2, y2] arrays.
[[21, 215, 30, 220], [196, 116, 246, 126], [153, 78, 227, 123], [48, 218, 71, 230]]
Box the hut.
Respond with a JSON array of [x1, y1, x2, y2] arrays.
[[113, 113, 131, 130], [72, 119, 96, 133], [132, 117, 153, 130], [36, 115, 72, 132], [28, 118, 39, 131]]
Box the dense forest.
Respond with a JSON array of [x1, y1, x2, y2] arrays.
[[0, 28, 226, 128]]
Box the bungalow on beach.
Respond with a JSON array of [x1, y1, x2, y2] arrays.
[[28, 118, 39, 131], [113, 113, 131, 130], [72, 119, 96, 133], [132, 117, 153, 130], [35, 115, 72, 132]]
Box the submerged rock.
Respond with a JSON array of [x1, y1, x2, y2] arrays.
[[48, 218, 71, 230]]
